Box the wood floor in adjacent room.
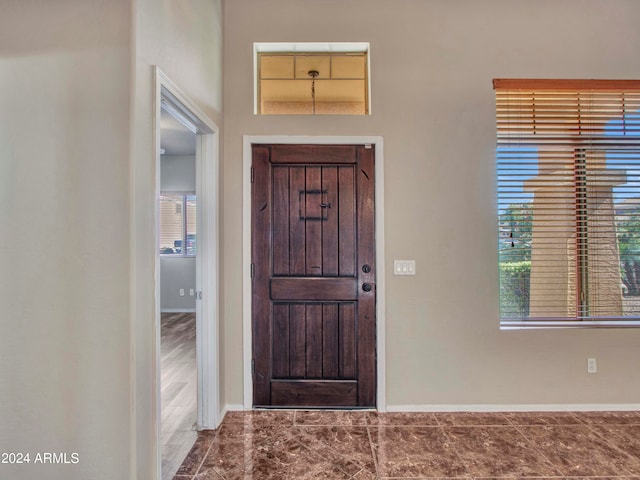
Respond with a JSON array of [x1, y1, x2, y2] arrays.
[[173, 409, 640, 480], [161, 312, 197, 480]]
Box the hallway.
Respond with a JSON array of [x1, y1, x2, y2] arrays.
[[173, 409, 640, 479]]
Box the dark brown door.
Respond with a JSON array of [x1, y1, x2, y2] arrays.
[[252, 144, 376, 407]]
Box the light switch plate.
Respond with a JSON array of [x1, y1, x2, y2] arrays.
[[394, 260, 416, 275]]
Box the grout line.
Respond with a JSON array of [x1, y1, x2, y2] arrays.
[[190, 428, 219, 477], [581, 422, 640, 471], [437, 424, 473, 480], [510, 424, 566, 477], [366, 424, 381, 479]]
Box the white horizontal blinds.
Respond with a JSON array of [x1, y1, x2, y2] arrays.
[[160, 194, 184, 254], [495, 79, 640, 321], [185, 195, 197, 256]]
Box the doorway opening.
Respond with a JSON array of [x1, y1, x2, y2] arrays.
[[159, 108, 197, 478], [155, 68, 220, 479]]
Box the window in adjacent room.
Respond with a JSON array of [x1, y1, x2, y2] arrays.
[[159, 194, 196, 256], [494, 79, 640, 327], [255, 43, 370, 115]]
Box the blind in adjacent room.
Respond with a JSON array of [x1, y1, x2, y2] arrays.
[[159, 194, 184, 254], [494, 79, 640, 325]]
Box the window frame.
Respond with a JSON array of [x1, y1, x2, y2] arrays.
[[253, 42, 371, 116], [494, 79, 640, 329], [159, 192, 197, 258]]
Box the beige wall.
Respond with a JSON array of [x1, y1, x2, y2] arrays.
[[223, 0, 640, 408], [0, 0, 223, 478], [0, 1, 132, 478]]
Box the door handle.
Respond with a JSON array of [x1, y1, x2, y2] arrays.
[[362, 283, 372, 292]]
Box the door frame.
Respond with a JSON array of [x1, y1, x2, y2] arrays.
[[153, 68, 221, 472], [242, 135, 386, 411]]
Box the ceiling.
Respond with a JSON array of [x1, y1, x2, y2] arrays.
[[160, 109, 196, 156]]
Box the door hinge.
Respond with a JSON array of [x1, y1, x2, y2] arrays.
[[195, 291, 203, 300], [252, 358, 255, 376], [250, 263, 255, 279], [251, 166, 255, 183]]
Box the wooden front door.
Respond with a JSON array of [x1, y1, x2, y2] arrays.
[[252, 144, 376, 407]]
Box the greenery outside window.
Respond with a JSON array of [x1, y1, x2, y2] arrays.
[[495, 79, 640, 327], [159, 194, 196, 256]]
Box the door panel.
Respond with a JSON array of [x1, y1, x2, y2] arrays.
[[252, 144, 375, 407], [270, 278, 357, 301]]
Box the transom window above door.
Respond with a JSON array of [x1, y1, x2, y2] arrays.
[[254, 43, 370, 115]]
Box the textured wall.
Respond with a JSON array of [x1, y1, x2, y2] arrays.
[[133, 0, 224, 478], [223, 0, 640, 409], [0, 1, 132, 478]]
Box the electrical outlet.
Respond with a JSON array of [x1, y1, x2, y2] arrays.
[[179, 288, 185, 296], [190, 288, 194, 296], [587, 357, 597, 374]]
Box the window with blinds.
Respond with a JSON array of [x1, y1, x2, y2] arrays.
[[159, 194, 196, 256], [494, 79, 640, 327]]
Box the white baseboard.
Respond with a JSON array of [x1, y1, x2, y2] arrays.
[[387, 404, 640, 412], [161, 308, 196, 313], [220, 403, 245, 421], [217, 403, 640, 417]]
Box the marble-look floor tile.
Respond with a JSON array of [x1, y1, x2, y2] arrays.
[[504, 411, 582, 426], [175, 431, 215, 476], [293, 426, 375, 475], [591, 424, 640, 466], [200, 436, 354, 479], [294, 410, 368, 426], [445, 426, 561, 478], [435, 412, 510, 426], [192, 471, 223, 479], [174, 410, 640, 480], [471, 478, 561, 480], [350, 469, 378, 479], [214, 420, 298, 449], [574, 478, 640, 480], [370, 426, 468, 478], [518, 425, 640, 476], [576, 411, 640, 425], [366, 411, 438, 426], [222, 409, 295, 426]]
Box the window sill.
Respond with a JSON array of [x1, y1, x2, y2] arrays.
[[501, 319, 640, 330]]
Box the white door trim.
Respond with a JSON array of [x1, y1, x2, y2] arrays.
[[242, 135, 386, 411], [153, 67, 221, 476]]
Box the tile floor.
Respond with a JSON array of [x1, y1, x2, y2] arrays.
[[172, 409, 640, 479]]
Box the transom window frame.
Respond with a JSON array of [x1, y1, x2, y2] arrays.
[[494, 78, 640, 329], [253, 42, 371, 116]]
